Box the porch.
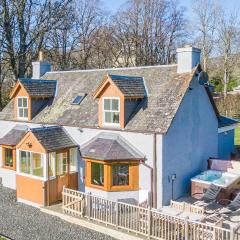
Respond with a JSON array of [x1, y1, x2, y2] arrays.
[[15, 126, 79, 206]]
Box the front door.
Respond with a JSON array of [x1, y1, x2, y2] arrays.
[[56, 151, 69, 200]]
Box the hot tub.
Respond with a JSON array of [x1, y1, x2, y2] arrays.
[[191, 170, 240, 198]]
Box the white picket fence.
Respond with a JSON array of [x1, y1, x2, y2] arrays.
[[62, 187, 240, 240]]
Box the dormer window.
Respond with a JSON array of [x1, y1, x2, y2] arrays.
[[17, 97, 28, 120], [103, 98, 120, 126]]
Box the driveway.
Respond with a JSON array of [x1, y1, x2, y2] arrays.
[[0, 186, 115, 240]]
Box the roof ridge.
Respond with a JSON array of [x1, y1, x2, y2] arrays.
[[47, 64, 177, 74]]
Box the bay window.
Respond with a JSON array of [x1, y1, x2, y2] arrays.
[[91, 162, 104, 186], [17, 97, 28, 120], [103, 98, 120, 126], [112, 164, 129, 186], [4, 148, 14, 168]]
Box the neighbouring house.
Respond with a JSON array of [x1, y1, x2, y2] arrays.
[[0, 46, 237, 208]]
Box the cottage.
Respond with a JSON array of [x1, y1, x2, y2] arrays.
[[0, 46, 237, 208]]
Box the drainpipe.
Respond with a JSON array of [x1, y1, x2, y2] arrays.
[[153, 133, 157, 208]]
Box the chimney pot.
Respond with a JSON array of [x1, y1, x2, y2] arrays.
[[177, 46, 201, 73]]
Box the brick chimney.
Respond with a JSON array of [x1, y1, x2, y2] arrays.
[[32, 51, 51, 79], [177, 46, 201, 73]]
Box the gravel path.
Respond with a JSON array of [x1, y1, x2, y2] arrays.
[[0, 186, 116, 240]]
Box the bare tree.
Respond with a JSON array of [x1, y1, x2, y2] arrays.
[[217, 11, 240, 98], [111, 0, 186, 67], [192, 0, 220, 71], [0, 0, 70, 80]]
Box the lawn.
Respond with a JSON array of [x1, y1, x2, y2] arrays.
[[235, 125, 240, 146]]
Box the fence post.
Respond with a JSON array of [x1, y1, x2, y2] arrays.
[[184, 217, 189, 240], [87, 192, 91, 221], [62, 185, 65, 213], [116, 202, 119, 229], [147, 207, 151, 239]]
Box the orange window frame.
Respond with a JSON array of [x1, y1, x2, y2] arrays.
[[1, 145, 16, 170], [85, 159, 139, 192]]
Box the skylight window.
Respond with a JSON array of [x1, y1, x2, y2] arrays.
[[71, 94, 86, 105]]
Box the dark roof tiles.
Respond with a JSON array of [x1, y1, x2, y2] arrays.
[[31, 126, 77, 152], [81, 133, 144, 161], [19, 78, 57, 97]]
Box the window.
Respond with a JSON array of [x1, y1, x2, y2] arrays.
[[70, 148, 78, 172], [19, 151, 44, 178], [48, 152, 56, 178], [19, 151, 31, 174], [112, 164, 129, 186], [4, 148, 13, 167], [103, 98, 120, 126], [17, 97, 28, 120], [71, 94, 86, 105], [91, 162, 104, 186], [56, 152, 68, 175]]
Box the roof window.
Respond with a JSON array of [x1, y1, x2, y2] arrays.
[[71, 94, 86, 105]]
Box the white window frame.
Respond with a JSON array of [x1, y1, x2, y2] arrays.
[[102, 97, 120, 127], [17, 97, 28, 120], [17, 150, 46, 181]]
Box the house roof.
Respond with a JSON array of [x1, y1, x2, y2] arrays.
[[218, 116, 238, 128], [0, 64, 210, 133], [30, 126, 77, 152], [81, 132, 144, 161], [16, 79, 57, 98], [109, 74, 146, 97], [0, 125, 28, 146]]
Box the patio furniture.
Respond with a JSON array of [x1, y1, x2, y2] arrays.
[[193, 184, 222, 206], [218, 192, 240, 214]]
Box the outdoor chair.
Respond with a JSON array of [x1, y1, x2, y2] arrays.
[[193, 184, 222, 207], [218, 192, 240, 214]]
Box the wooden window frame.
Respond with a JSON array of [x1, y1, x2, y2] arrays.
[[17, 96, 28, 120], [1, 146, 16, 170], [102, 97, 120, 127], [85, 159, 139, 192]]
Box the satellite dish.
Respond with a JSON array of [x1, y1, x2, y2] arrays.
[[198, 71, 209, 85]]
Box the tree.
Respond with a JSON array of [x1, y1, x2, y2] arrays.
[[0, 0, 70, 80], [192, 0, 220, 71], [217, 11, 240, 98], [111, 0, 186, 67]]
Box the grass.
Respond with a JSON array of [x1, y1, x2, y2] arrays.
[[235, 125, 240, 146]]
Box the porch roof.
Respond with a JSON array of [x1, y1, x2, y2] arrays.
[[80, 132, 145, 161], [0, 126, 28, 146], [31, 126, 78, 152]]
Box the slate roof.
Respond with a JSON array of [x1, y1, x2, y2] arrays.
[[218, 116, 238, 128], [31, 126, 77, 152], [0, 125, 28, 146], [81, 132, 144, 161], [19, 78, 57, 97], [0, 65, 198, 133], [109, 75, 146, 97]]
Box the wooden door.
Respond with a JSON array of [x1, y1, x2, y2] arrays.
[[56, 151, 69, 201]]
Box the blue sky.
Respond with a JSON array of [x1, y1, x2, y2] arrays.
[[102, 0, 240, 15]]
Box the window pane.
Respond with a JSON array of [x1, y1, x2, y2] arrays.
[[112, 99, 119, 111], [70, 148, 77, 172], [105, 112, 111, 123], [23, 98, 27, 107], [5, 148, 13, 167], [49, 153, 55, 177], [62, 152, 68, 173], [56, 153, 63, 175], [19, 108, 23, 118], [18, 98, 22, 107], [23, 108, 28, 118], [104, 99, 110, 110], [20, 151, 30, 174], [112, 164, 129, 186], [91, 163, 104, 186], [32, 153, 43, 177], [112, 112, 119, 123]]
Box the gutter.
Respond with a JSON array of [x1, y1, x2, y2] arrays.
[[153, 133, 157, 208]]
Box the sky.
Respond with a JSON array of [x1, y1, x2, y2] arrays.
[[102, 0, 240, 15]]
